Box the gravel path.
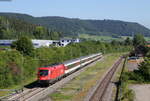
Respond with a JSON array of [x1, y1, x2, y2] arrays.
[[130, 84, 150, 101]]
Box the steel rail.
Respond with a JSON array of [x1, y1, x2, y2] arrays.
[[89, 57, 123, 101]]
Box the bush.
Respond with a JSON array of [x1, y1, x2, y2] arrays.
[[0, 40, 131, 88], [120, 72, 135, 101], [138, 58, 150, 81], [0, 51, 22, 88], [11, 36, 34, 56]]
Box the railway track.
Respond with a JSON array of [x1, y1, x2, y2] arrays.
[[88, 56, 123, 101], [2, 54, 102, 101], [7, 87, 44, 101]]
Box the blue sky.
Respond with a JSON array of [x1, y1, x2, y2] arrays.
[[0, 0, 150, 28]]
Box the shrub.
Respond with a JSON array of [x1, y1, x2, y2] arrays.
[[11, 36, 34, 56]]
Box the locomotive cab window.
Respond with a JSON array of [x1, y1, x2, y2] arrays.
[[39, 70, 48, 76]]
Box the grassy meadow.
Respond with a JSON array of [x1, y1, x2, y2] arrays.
[[78, 34, 150, 42]]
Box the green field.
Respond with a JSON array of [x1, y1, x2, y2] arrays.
[[79, 34, 150, 42], [79, 34, 122, 42], [144, 37, 150, 41]]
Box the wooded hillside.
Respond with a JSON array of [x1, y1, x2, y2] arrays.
[[0, 13, 150, 37], [0, 16, 61, 39]]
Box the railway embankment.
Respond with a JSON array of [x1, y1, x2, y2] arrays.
[[48, 53, 124, 101], [116, 54, 150, 101], [114, 56, 135, 101]]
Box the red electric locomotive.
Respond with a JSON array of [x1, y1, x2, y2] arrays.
[[37, 64, 67, 84]]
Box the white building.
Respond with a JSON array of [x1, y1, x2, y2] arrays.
[[32, 40, 53, 48], [0, 40, 15, 46], [59, 38, 80, 47], [0, 38, 80, 48], [0, 40, 53, 48]]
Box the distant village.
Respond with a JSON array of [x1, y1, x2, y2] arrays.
[[0, 38, 80, 48]]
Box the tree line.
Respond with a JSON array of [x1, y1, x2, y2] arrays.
[[0, 37, 132, 88], [0, 16, 62, 40], [122, 34, 150, 83]]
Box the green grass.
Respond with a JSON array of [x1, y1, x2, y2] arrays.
[[79, 34, 123, 41], [0, 76, 36, 97], [50, 92, 73, 100], [144, 37, 150, 41], [49, 53, 125, 101], [121, 36, 150, 41], [0, 91, 12, 98], [79, 34, 150, 42], [0, 46, 10, 49], [118, 60, 135, 101]]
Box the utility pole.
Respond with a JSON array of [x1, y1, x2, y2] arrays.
[[21, 53, 24, 92]]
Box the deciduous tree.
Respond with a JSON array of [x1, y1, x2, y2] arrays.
[[11, 36, 34, 56]]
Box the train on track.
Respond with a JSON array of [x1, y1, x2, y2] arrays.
[[37, 53, 102, 85]]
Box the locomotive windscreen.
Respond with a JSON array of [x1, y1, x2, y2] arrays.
[[39, 70, 48, 76]]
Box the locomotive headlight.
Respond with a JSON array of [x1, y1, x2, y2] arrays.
[[49, 71, 51, 74]]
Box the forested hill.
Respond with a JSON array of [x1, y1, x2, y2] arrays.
[[0, 15, 61, 39], [0, 12, 150, 37]]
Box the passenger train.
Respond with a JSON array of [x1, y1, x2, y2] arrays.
[[37, 53, 102, 84]]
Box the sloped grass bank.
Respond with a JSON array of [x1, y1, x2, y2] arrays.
[[117, 59, 135, 101], [49, 53, 124, 101]]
